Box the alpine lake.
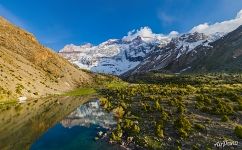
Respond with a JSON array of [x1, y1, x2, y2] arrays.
[[0, 92, 123, 150]]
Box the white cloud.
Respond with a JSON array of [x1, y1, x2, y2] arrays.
[[168, 31, 179, 37], [123, 27, 154, 41], [190, 9, 242, 35], [190, 23, 209, 33], [122, 27, 179, 43]]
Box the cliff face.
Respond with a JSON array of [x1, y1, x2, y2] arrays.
[[0, 17, 92, 101]]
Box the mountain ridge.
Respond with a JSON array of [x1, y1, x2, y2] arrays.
[[0, 17, 92, 101], [59, 27, 171, 75], [59, 10, 242, 76]]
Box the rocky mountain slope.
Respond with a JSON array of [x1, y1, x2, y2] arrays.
[[124, 32, 213, 75], [0, 17, 92, 101], [127, 27, 242, 75], [188, 25, 242, 72], [59, 27, 172, 75], [60, 10, 242, 76], [126, 11, 242, 75]]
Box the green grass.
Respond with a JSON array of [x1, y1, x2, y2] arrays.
[[0, 99, 16, 104], [106, 80, 129, 89], [63, 88, 96, 96], [0, 99, 17, 110]]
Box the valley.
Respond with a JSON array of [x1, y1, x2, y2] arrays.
[[0, 5, 242, 150], [1, 72, 242, 149]]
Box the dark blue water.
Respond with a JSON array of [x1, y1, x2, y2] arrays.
[[31, 124, 119, 150], [30, 100, 121, 150]]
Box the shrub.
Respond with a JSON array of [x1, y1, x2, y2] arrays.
[[237, 103, 242, 111], [112, 106, 125, 118], [122, 119, 140, 134], [196, 95, 211, 104], [227, 92, 241, 102], [174, 115, 192, 138], [186, 85, 197, 93], [221, 115, 229, 122], [194, 123, 205, 131], [120, 102, 128, 109], [99, 97, 111, 109], [161, 111, 169, 122], [133, 124, 140, 133], [111, 124, 123, 142], [154, 100, 161, 111], [177, 105, 186, 114], [178, 128, 188, 139], [123, 119, 134, 129], [192, 144, 200, 150], [156, 124, 164, 138], [234, 125, 242, 139], [15, 84, 24, 94], [14, 105, 22, 111], [211, 99, 234, 115]]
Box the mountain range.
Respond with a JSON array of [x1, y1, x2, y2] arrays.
[[59, 10, 242, 76]]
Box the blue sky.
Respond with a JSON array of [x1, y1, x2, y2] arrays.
[[0, 0, 242, 51]]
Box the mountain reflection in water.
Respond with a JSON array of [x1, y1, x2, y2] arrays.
[[61, 100, 117, 129], [30, 99, 122, 150]]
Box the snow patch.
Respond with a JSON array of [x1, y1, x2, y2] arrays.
[[180, 66, 191, 73], [236, 10, 242, 19], [190, 9, 242, 36]]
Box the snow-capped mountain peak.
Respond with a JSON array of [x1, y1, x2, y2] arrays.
[[236, 10, 242, 19], [60, 43, 93, 53], [99, 39, 120, 47], [190, 9, 242, 37], [59, 27, 172, 75]]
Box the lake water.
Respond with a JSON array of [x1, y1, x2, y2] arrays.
[[30, 100, 121, 150]]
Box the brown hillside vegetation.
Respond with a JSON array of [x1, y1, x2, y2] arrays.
[[0, 17, 92, 101]]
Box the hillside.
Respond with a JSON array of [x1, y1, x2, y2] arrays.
[[0, 17, 92, 102]]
